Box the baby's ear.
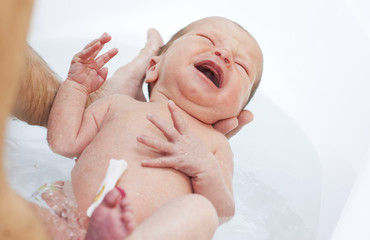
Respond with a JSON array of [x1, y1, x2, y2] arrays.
[[144, 56, 161, 84]]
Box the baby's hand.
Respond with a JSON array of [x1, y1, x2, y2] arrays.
[[137, 100, 218, 179], [67, 33, 118, 94]]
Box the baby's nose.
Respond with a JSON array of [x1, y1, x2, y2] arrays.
[[214, 49, 231, 65]]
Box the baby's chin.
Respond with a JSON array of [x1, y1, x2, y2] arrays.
[[180, 102, 239, 126], [193, 113, 232, 126]]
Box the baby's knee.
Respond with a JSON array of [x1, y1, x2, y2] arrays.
[[184, 194, 218, 226]]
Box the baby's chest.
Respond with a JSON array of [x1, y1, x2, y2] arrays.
[[189, 127, 222, 154]]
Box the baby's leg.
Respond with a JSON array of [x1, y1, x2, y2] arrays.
[[85, 192, 218, 240], [86, 187, 135, 240], [127, 194, 218, 240], [31, 186, 133, 240]]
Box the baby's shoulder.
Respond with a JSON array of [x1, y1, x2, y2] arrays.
[[87, 94, 143, 117], [211, 131, 233, 167], [99, 94, 141, 108], [105, 94, 135, 103], [214, 131, 231, 152], [198, 126, 231, 152]]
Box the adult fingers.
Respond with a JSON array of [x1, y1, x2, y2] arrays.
[[146, 28, 164, 54], [212, 117, 238, 136], [225, 110, 254, 139]]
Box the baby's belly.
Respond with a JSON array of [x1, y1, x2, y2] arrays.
[[118, 159, 192, 223], [71, 144, 192, 224]]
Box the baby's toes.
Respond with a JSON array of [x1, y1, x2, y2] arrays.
[[119, 198, 136, 233], [102, 188, 124, 208]]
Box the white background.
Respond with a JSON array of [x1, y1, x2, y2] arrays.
[[27, 0, 370, 239]]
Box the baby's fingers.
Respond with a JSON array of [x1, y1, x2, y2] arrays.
[[146, 112, 180, 142], [75, 41, 101, 62], [97, 67, 108, 80], [142, 157, 195, 177], [141, 157, 177, 169], [137, 135, 173, 153], [77, 33, 113, 62], [89, 33, 113, 60], [97, 32, 112, 45], [83, 33, 110, 50], [168, 100, 188, 134], [95, 48, 118, 69]]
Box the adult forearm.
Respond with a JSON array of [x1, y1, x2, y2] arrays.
[[12, 45, 61, 127], [11, 45, 109, 126]]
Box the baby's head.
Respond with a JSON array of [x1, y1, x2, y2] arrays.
[[145, 16, 263, 124]]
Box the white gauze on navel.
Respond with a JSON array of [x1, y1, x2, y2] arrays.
[[86, 159, 128, 217]]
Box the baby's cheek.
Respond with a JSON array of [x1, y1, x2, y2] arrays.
[[224, 92, 244, 114]]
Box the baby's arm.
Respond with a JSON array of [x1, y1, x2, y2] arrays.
[[47, 33, 118, 158], [137, 100, 235, 220]]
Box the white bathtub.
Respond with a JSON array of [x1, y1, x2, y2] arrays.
[[4, 92, 321, 239], [5, 0, 370, 239]]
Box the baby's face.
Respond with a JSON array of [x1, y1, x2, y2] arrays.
[[152, 17, 263, 124]]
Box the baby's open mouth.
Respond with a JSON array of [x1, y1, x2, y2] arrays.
[[195, 62, 222, 88]]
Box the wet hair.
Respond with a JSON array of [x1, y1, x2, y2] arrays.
[[151, 19, 263, 108], [157, 26, 190, 55]]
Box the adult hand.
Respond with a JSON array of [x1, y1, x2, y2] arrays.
[[212, 110, 254, 139], [90, 28, 164, 102]]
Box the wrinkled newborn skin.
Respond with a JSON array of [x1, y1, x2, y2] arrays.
[[71, 96, 222, 224]]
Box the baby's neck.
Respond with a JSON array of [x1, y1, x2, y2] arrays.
[[148, 92, 170, 105], [148, 92, 215, 130]]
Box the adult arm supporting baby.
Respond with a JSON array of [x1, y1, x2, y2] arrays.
[[12, 45, 61, 126], [12, 28, 163, 127], [13, 28, 251, 139]]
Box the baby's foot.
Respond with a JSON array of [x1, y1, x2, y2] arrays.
[[85, 187, 136, 240], [103, 28, 164, 101]]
